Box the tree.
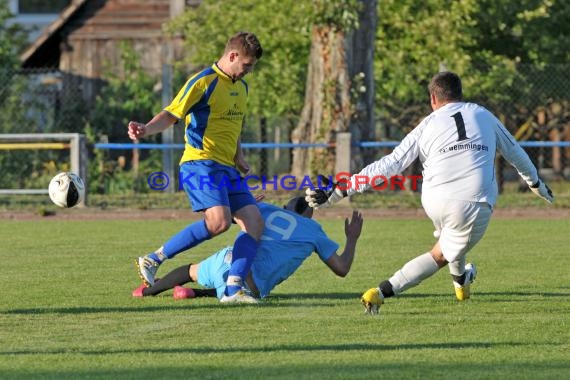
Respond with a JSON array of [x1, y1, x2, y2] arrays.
[[168, 0, 376, 176], [290, 0, 362, 176], [0, 2, 40, 189], [346, 0, 377, 169], [166, 0, 314, 175], [0, 2, 28, 69], [88, 41, 163, 193], [166, 0, 312, 124], [0, 1, 29, 115], [374, 0, 521, 139], [471, 0, 570, 111], [473, 0, 570, 66]]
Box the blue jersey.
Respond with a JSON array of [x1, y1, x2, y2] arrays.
[[196, 203, 339, 298], [251, 203, 339, 298]]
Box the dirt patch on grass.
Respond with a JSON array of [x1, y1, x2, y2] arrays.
[[2, 206, 568, 221]]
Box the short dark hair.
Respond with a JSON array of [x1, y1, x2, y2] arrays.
[[428, 71, 463, 102], [284, 197, 309, 215], [225, 32, 263, 59]]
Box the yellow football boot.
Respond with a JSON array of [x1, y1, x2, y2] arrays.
[[454, 263, 477, 301], [361, 287, 384, 315]]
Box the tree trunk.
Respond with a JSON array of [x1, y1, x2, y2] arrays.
[[291, 0, 376, 177], [291, 25, 351, 177], [346, 0, 377, 169]]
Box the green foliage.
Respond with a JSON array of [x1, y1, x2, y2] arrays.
[[0, 0, 28, 68], [312, 0, 362, 30], [87, 42, 164, 194], [0, 3, 86, 190], [0, 74, 35, 133], [0, 72, 66, 189], [376, 0, 477, 104], [474, 0, 570, 65], [0, 1, 32, 123], [166, 0, 312, 121], [88, 148, 162, 196], [374, 0, 534, 137]]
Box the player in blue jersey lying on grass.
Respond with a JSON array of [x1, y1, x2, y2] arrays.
[[132, 197, 363, 301]]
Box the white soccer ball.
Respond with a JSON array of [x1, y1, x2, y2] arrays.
[[48, 172, 85, 208]]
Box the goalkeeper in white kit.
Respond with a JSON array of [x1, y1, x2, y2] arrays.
[[306, 71, 554, 314]]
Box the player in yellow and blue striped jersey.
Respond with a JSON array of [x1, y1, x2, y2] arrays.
[[127, 32, 264, 303]]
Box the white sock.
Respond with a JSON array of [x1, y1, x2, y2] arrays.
[[389, 252, 440, 295], [448, 255, 466, 277]]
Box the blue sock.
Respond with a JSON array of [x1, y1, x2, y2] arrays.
[[225, 233, 258, 296], [162, 220, 211, 260]]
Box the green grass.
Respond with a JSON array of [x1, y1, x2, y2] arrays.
[[1, 217, 569, 379]]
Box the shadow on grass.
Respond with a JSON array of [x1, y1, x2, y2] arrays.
[[0, 341, 532, 356], [3, 361, 570, 380], [1, 298, 354, 315], [1, 304, 256, 315], [276, 290, 570, 299], [4, 289, 569, 315]]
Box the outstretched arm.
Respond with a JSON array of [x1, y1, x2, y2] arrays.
[[494, 121, 554, 203], [128, 110, 178, 140], [324, 210, 364, 277], [306, 126, 423, 209]]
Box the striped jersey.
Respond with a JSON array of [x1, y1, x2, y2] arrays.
[[164, 63, 249, 167]]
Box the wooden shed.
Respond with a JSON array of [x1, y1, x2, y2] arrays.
[[20, 0, 193, 101]]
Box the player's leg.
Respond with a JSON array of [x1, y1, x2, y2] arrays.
[[156, 162, 236, 257], [362, 245, 448, 314], [447, 202, 492, 300], [221, 204, 263, 302], [362, 196, 448, 313], [449, 256, 477, 301], [134, 248, 233, 299], [220, 180, 263, 302], [385, 244, 447, 295], [133, 263, 194, 297], [196, 246, 236, 299], [136, 207, 228, 286], [135, 162, 233, 286]]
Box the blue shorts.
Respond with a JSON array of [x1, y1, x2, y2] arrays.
[[197, 246, 233, 299], [179, 160, 256, 212]]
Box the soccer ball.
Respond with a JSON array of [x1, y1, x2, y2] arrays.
[[48, 172, 85, 208]]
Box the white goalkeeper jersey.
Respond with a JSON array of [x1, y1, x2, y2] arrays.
[[348, 102, 539, 207]]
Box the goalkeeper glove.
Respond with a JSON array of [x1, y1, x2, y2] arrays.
[[361, 287, 384, 315], [305, 175, 348, 209], [529, 179, 554, 204]]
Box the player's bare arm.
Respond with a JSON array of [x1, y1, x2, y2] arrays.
[[128, 111, 178, 140], [325, 210, 363, 277], [234, 136, 251, 175]]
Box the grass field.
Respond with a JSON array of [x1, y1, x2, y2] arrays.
[[1, 215, 569, 379]]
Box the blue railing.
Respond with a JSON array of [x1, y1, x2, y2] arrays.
[[94, 141, 570, 150]]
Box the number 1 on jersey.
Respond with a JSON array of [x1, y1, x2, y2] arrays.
[[451, 112, 468, 141]]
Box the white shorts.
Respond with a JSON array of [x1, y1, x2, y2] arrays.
[[422, 195, 492, 263]]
